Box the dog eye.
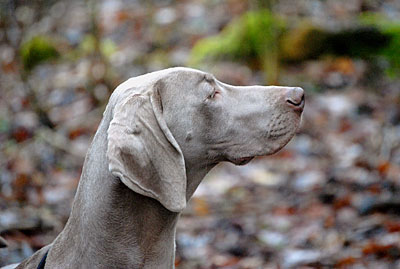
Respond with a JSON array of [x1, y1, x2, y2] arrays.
[[208, 89, 221, 99]]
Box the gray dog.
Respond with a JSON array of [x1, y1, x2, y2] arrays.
[[3, 67, 304, 268]]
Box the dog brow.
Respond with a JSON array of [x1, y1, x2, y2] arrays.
[[204, 73, 215, 83]]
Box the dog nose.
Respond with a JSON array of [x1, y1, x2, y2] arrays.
[[285, 87, 305, 112]]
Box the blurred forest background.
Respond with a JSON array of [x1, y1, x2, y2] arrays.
[[0, 0, 400, 268]]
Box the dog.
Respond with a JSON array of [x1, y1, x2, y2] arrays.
[[2, 67, 304, 268]]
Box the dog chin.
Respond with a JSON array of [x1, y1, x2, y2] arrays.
[[270, 132, 297, 153]]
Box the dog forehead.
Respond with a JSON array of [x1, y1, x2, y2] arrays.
[[158, 68, 208, 89], [105, 68, 208, 116], [114, 68, 206, 95]]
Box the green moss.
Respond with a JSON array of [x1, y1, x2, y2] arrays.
[[382, 29, 400, 77], [191, 10, 286, 61], [359, 13, 400, 77], [189, 17, 247, 64], [20, 36, 59, 71]]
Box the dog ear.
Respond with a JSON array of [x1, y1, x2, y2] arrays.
[[107, 81, 187, 212]]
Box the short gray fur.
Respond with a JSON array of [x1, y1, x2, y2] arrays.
[[6, 67, 303, 269]]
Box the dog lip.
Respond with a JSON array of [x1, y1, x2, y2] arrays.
[[230, 156, 254, 165]]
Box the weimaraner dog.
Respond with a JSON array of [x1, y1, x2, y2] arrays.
[[2, 67, 304, 268]]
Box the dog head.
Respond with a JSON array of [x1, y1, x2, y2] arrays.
[[107, 67, 304, 212]]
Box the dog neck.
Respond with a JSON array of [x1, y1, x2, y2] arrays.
[[44, 120, 211, 268]]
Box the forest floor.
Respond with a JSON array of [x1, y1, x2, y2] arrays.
[[0, 0, 400, 268]]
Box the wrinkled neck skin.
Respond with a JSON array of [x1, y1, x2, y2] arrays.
[[42, 115, 214, 269]]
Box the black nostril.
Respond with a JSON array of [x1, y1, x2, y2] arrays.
[[287, 94, 304, 106], [286, 87, 305, 111]]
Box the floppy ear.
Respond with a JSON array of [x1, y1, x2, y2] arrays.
[[107, 82, 187, 212]]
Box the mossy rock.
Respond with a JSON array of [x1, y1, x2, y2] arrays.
[[190, 10, 400, 81], [20, 36, 59, 71]]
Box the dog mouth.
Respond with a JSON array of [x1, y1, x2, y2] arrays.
[[229, 156, 254, 166]]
